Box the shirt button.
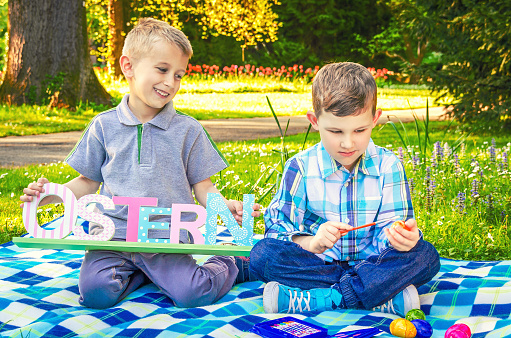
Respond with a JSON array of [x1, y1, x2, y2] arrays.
[[299, 225, 305, 231], [346, 256, 350, 261], [344, 181, 349, 187], [344, 217, 350, 224]]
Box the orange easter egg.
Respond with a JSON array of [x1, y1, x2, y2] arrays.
[[391, 220, 410, 231], [390, 318, 417, 338]]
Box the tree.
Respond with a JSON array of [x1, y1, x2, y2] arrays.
[[87, 0, 280, 71], [0, 0, 111, 107], [370, 1, 430, 66], [195, 0, 280, 62], [107, 0, 130, 78], [412, 0, 511, 130], [351, 0, 436, 82], [109, 0, 188, 77]]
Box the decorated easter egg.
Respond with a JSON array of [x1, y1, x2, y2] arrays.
[[411, 319, 433, 338], [444, 323, 471, 338], [406, 309, 426, 321], [390, 318, 417, 338], [391, 220, 410, 231]]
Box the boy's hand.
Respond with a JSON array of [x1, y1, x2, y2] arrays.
[[227, 200, 261, 225], [20, 177, 50, 207], [307, 221, 352, 254], [384, 218, 420, 252]]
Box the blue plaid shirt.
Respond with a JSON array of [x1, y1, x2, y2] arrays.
[[264, 139, 414, 263]]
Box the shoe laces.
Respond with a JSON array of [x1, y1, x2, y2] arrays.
[[286, 289, 311, 313], [374, 299, 396, 314]]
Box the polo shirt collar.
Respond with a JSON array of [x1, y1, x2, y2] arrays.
[[117, 94, 176, 130], [317, 139, 380, 179]]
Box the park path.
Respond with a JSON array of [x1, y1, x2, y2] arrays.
[[0, 106, 449, 167]]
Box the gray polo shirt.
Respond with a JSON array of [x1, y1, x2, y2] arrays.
[[66, 94, 229, 241]]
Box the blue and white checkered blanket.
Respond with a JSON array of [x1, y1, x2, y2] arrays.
[[1, 234, 511, 337]]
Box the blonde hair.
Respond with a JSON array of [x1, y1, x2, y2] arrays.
[[312, 62, 377, 118], [123, 18, 193, 60]]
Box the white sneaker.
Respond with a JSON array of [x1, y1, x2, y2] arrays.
[[372, 285, 420, 317]]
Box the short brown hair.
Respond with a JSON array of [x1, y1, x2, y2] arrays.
[[123, 18, 193, 60], [312, 62, 377, 117]]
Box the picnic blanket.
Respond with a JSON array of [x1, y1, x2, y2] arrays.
[[1, 231, 511, 337]]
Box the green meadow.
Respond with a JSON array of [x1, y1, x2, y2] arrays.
[[0, 75, 445, 137]]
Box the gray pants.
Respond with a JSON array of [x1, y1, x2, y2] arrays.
[[78, 250, 237, 309]]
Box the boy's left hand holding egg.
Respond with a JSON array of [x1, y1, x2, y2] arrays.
[[384, 219, 420, 252]]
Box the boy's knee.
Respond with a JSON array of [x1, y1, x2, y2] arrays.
[[250, 238, 279, 272], [78, 268, 123, 309], [423, 240, 441, 276], [415, 239, 441, 282], [171, 287, 212, 308], [249, 239, 266, 265], [79, 280, 119, 309]]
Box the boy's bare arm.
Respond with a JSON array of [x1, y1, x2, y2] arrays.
[[20, 175, 101, 207], [192, 177, 261, 224]]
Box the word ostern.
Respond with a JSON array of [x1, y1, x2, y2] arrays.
[[22, 183, 255, 246]]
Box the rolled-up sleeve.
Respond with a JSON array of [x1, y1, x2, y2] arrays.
[[264, 158, 312, 241]]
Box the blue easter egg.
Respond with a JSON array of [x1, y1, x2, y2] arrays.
[[411, 319, 433, 338]]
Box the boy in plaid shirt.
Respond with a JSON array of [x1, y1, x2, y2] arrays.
[[250, 62, 440, 316]]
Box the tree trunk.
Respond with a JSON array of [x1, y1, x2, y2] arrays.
[[108, 0, 129, 79], [0, 0, 111, 107]]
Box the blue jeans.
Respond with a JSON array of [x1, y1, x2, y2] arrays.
[[79, 250, 237, 309], [249, 238, 440, 309]]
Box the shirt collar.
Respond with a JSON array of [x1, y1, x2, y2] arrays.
[[359, 139, 381, 177], [317, 142, 342, 179], [116, 94, 175, 130], [317, 139, 380, 179]]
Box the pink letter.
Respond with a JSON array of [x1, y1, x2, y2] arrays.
[[170, 204, 206, 244], [75, 194, 116, 241], [22, 183, 77, 239], [112, 196, 158, 242]]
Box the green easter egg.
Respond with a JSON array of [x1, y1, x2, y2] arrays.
[[406, 309, 426, 321]]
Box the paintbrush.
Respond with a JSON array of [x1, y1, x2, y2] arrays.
[[340, 215, 400, 234]]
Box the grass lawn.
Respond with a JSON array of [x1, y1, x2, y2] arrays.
[[0, 79, 446, 137], [174, 89, 443, 120], [1, 120, 509, 261]]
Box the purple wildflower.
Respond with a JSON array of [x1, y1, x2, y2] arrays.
[[434, 141, 443, 164], [412, 154, 420, 171], [397, 147, 404, 163], [431, 154, 437, 168], [489, 139, 496, 163], [503, 152, 508, 170], [471, 179, 479, 198], [456, 192, 466, 214], [425, 167, 435, 211]]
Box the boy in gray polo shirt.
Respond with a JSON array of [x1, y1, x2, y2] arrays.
[[20, 18, 259, 309]]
